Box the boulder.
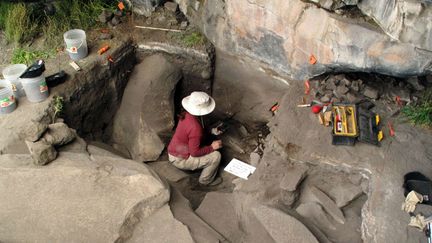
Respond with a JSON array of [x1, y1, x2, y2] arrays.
[[25, 140, 57, 165], [336, 85, 349, 96], [22, 121, 48, 142], [252, 205, 319, 243], [0, 153, 169, 242], [351, 80, 360, 92], [41, 122, 76, 146], [164, 1, 179, 12], [111, 54, 182, 162], [363, 86, 379, 99], [127, 0, 164, 17]]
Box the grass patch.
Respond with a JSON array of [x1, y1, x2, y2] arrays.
[[0, 2, 13, 30], [170, 30, 206, 47], [2, 0, 116, 46], [402, 89, 432, 127], [11, 48, 55, 65], [182, 32, 205, 47], [4, 3, 37, 44], [43, 0, 115, 47]]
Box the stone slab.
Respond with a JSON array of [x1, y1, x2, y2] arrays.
[[195, 192, 241, 242], [0, 153, 169, 243], [127, 205, 194, 243], [252, 205, 319, 243], [302, 186, 345, 224], [169, 188, 226, 243], [279, 165, 308, 192], [148, 161, 189, 182]]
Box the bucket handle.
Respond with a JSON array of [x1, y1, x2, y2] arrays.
[[66, 40, 84, 53]]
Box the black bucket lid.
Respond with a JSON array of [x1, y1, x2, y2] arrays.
[[20, 60, 46, 79]]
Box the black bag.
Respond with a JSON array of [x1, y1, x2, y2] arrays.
[[403, 172, 432, 205]]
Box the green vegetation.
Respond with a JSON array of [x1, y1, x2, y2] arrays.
[[2, 0, 115, 46], [0, 2, 13, 30], [402, 89, 432, 127], [181, 31, 205, 47], [4, 3, 37, 44], [170, 30, 206, 47], [11, 48, 55, 65], [53, 96, 64, 120], [43, 0, 115, 46]]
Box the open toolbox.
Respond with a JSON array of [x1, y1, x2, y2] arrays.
[[331, 104, 383, 146]]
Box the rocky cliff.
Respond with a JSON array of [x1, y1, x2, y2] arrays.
[[165, 0, 432, 80]]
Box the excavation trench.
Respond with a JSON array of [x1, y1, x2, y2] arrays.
[[55, 40, 372, 242]]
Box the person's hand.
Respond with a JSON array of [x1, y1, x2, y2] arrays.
[[211, 140, 222, 150], [211, 127, 223, 136], [402, 191, 423, 213], [408, 214, 427, 230]]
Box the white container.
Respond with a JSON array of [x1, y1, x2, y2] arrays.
[[2, 64, 27, 98], [20, 75, 49, 103], [64, 29, 88, 61], [0, 79, 17, 114]]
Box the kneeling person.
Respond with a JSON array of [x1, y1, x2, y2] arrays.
[[168, 91, 223, 186]]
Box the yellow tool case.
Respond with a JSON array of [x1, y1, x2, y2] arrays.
[[331, 104, 382, 146], [332, 105, 358, 137]]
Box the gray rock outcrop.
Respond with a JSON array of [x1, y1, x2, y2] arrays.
[[0, 153, 169, 242], [125, 0, 164, 17], [358, 0, 432, 51], [111, 54, 182, 162], [175, 0, 432, 79]]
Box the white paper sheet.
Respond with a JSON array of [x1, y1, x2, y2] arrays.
[[224, 158, 256, 180]]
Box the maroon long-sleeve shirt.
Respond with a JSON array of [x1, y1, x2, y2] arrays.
[[168, 112, 214, 159]]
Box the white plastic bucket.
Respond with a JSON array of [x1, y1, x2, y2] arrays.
[[2, 64, 27, 98], [20, 75, 49, 103], [64, 29, 88, 61], [0, 79, 17, 114]]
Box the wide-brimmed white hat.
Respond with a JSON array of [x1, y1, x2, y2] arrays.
[[182, 91, 216, 116]]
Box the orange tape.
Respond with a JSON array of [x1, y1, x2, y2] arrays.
[[388, 122, 395, 137], [304, 80, 310, 95], [107, 55, 114, 63], [98, 45, 110, 55], [309, 54, 317, 65], [118, 2, 125, 10]]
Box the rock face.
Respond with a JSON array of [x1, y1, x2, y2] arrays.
[[174, 0, 432, 79], [0, 153, 170, 243], [358, 0, 432, 51], [111, 54, 182, 162]]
